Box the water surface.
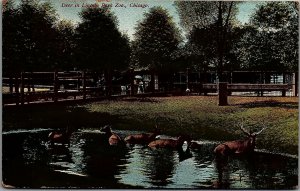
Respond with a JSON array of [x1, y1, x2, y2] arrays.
[[2, 128, 298, 189]]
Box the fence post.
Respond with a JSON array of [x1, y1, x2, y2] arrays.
[[282, 72, 286, 97], [130, 69, 135, 96], [82, 71, 86, 100], [218, 82, 228, 106], [150, 70, 155, 94], [186, 68, 190, 94], [20, 72, 25, 105], [292, 72, 298, 97], [27, 74, 31, 92], [107, 71, 112, 97], [53, 71, 58, 102], [9, 74, 13, 94], [296, 72, 298, 97], [203, 71, 208, 96], [15, 74, 20, 105]]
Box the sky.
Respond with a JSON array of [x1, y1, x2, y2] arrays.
[[46, 0, 258, 39]]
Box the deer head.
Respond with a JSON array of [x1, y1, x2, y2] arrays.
[[100, 125, 112, 135], [239, 120, 267, 149]]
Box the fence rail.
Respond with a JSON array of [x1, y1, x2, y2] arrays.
[[2, 71, 298, 106]]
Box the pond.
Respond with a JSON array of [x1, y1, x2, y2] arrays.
[[2, 128, 298, 189]]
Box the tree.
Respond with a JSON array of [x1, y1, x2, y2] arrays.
[[132, 6, 182, 89], [54, 20, 76, 71], [75, 7, 130, 72], [2, 0, 19, 75], [13, 0, 58, 71], [238, 2, 298, 72], [75, 7, 131, 95], [175, 1, 240, 81]]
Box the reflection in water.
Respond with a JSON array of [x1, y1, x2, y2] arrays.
[[118, 145, 193, 188], [213, 152, 299, 189], [2, 129, 298, 189], [145, 149, 177, 187]]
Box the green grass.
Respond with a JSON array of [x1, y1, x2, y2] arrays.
[[3, 96, 298, 155]]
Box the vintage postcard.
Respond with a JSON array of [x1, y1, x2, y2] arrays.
[[2, 0, 299, 189]]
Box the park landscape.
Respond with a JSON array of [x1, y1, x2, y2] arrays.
[[2, 0, 299, 189]]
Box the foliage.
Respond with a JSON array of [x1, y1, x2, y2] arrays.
[[2, 0, 19, 74], [175, 1, 240, 80], [2, 1, 298, 76], [175, 1, 239, 33], [54, 20, 76, 71], [75, 7, 131, 72], [178, 24, 244, 73], [132, 6, 182, 75], [238, 2, 299, 72], [3, 0, 58, 73]]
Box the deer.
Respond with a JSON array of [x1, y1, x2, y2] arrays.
[[148, 135, 191, 150], [188, 141, 202, 150], [100, 125, 124, 146], [214, 121, 267, 159], [124, 124, 161, 145], [48, 127, 73, 147]]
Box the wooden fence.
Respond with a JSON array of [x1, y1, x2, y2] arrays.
[[3, 71, 110, 106], [2, 71, 298, 106]]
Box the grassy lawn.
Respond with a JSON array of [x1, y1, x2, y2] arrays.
[[3, 96, 298, 155]]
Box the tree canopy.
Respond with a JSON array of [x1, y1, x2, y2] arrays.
[[2, 1, 298, 77], [175, 1, 240, 80], [238, 2, 299, 72], [75, 7, 131, 72], [54, 20, 76, 70], [175, 1, 239, 33], [3, 0, 58, 73], [132, 6, 182, 74]]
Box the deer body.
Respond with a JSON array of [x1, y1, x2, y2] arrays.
[[214, 138, 255, 158], [101, 125, 124, 146], [124, 133, 155, 144], [125, 124, 161, 145], [48, 128, 72, 146], [108, 133, 123, 146], [214, 122, 266, 158], [148, 135, 190, 150], [188, 141, 202, 150], [125, 126, 160, 145]]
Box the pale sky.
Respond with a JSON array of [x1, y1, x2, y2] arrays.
[[42, 0, 258, 39]]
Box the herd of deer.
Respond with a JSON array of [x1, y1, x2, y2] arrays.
[[48, 121, 267, 162]]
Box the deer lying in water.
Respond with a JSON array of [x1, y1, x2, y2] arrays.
[[48, 127, 73, 147], [188, 141, 202, 150], [148, 135, 191, 150], [214, 122, 267, 159], [100, 125, 124, 146], [124, 125, 161, 145]]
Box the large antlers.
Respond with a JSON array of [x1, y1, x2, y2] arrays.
[[254, 122, 268, 135], [239, 119, 251, 136], [238, 119, 268, 136]]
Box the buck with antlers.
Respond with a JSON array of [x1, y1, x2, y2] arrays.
[[214, 121, 267, 159]]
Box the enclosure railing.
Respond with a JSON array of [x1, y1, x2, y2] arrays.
[[2, 71, 298, 106]]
